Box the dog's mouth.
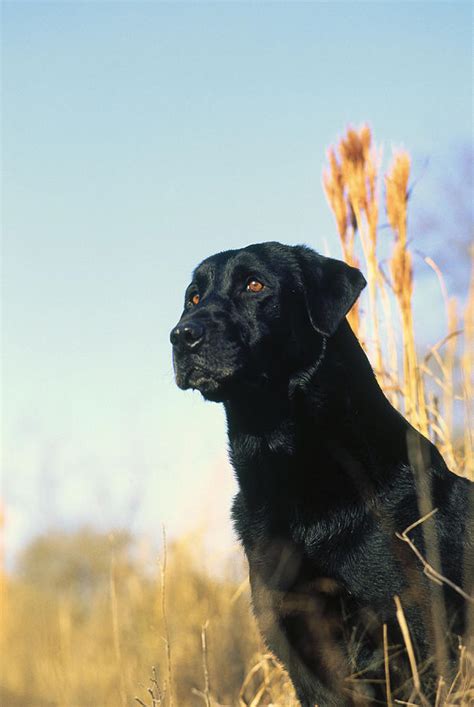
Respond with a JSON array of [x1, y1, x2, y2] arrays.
[[188, 368, 219, 392], [175, 363, 236, 401]]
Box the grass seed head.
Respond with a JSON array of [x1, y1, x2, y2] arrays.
[[385, 151, 411, 242], [323, 148, 348, 241]]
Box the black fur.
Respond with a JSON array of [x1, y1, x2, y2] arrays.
[[170, 242, 472, 705]]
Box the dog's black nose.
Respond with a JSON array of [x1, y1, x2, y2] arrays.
[[170, 321, 205, 350]]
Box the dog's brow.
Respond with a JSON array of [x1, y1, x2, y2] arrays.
[[193, 261, 215, 289], [225, 256, 266, 280]]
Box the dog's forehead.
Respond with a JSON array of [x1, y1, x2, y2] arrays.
[[193, 242, 295, 283]]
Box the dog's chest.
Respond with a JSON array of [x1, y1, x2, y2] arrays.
[[232, 492, 342, 588], [231, 490, 404, 608]]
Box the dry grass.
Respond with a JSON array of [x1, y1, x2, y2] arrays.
[[1, 125, 472, 705], [323, 124, 473, 476], [1, 532, 294, 706]]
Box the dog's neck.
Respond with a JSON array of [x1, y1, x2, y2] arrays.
[[224, 320, 409, 512]]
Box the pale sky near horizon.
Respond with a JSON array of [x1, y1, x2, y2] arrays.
[[2, 1, 473, 567]]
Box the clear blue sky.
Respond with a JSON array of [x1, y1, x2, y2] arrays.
[[2, 1, 472, 565]]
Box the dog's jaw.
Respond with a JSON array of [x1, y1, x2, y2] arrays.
[[173, 360, 234, 402]]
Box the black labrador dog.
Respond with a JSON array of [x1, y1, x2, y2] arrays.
[[170, 242, 472, 705]]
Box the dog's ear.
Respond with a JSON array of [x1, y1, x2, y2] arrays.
[[294, 246, 366, 336]]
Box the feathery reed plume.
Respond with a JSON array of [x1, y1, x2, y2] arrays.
[[339, 128, 378, 359], [339, 126, 371, 213], [323, 148, 348, 242], [324, 126, 399, 395], [323, 147, 361, 335], [386, 151, 429, 434]]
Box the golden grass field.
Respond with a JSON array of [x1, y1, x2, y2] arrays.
[[1, 126, 473, 706]]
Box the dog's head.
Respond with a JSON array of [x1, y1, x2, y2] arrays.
[[170, 242, 366, 401]]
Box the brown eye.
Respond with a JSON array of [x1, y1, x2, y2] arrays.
[[246, 280, 264, 293], [191, 293, 200, 305]]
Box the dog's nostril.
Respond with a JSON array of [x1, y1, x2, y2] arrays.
[[183, 322, 205, 348], [170, 321, 205, 349]]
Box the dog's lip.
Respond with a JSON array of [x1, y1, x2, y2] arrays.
[[189, 371, 213, 387], [174, 358, 244, 394], [185, 367, 220, 390]]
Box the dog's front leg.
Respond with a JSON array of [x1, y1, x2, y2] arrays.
[[249, 567, 354, 706]]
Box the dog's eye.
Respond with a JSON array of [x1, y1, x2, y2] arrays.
[[246, 280, 264, 293], [190, 293, 200, 306]]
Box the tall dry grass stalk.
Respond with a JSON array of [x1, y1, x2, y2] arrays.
[[323, 126, 400, 405], [339, 126, 382, 378], [323, 125, 473, 478], [110, 545, 127, 707], [323, 148, 361, 335], [158, 525, 174, 707]]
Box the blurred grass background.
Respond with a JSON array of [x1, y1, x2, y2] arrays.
[[1, 126, 472, 706]]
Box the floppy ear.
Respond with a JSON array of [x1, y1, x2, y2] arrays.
[[295, 245, 366, 336]]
